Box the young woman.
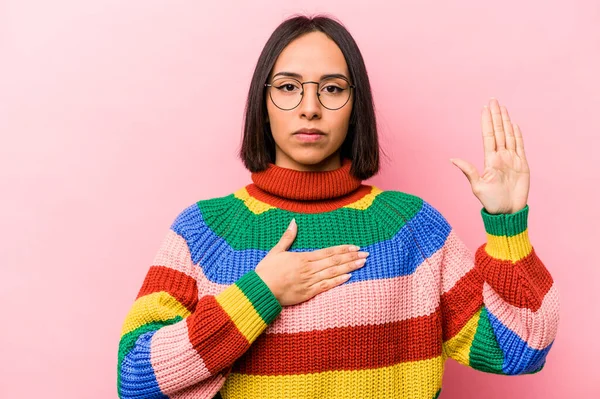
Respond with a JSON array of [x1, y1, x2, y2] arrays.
[[117, 15, 559, 399]]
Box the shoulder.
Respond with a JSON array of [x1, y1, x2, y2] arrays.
[[374, 187, 451, 230], [170, 192, 238, 236]]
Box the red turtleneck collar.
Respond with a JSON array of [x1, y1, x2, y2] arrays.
[[246, 158, 372, 213]]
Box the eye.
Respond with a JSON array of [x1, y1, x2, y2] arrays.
[[322, 85, 343, 94], [274, 81, 301, 92]]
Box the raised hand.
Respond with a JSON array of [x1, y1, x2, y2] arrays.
[[450, 98, 530, 215]]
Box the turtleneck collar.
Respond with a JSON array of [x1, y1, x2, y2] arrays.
[[250, 157, 363, 201]]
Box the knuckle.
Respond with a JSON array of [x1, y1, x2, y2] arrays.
[[301, 274, 313, 285], [299, 262, 312, 276], [301, 253, 313, 264], [325, 247, 335, 256], [330, 255, 342, 266]]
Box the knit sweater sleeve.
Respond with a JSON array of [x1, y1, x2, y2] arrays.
[[117, 205, 282, 399], [434, 203, 559, 375]]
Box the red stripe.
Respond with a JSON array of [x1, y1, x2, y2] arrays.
[[186, 295, 251, 375], [245, 184, 374, 214], [441, 267, 484, 341], [136, 266, 198, 313], [231, 310, 442, 375], [476, 245, 553, 311]]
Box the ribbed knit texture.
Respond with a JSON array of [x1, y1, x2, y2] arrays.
[[117, 158, 559, 399]]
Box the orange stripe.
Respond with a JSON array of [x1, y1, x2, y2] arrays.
[[475, 245, 553, 311], [186, 295, 252, 374], [136, 266, 198, 313], [232, 310, 442, 375], [441, 267, 484, 341]]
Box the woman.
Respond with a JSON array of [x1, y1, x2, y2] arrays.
[[117, 15, 559, 399]]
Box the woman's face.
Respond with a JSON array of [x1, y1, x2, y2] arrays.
[[266, 31, 353, 171]]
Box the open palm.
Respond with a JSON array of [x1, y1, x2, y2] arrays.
[[450, 98, 530, 215]]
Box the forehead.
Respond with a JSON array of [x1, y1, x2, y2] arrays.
[[271, 31, 349, 78]]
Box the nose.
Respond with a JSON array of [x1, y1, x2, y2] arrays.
[[298, 82, 322, 120]]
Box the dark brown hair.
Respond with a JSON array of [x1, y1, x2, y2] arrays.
[[238, 14, 380, 180]]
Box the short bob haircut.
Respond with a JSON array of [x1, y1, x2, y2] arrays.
[[239, 15, 380, 180]]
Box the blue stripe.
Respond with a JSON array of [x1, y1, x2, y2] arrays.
[[119, 330, 168, 399], [487, 310, 553, 375], [171, 201, 451, 285]]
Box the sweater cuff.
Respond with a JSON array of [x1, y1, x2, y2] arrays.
[[215, 270, 282, 343], [481, 205, 532, 263], [481, 204, 529, 236]]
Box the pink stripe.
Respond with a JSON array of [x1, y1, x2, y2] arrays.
[[152, 230, 199, 280], [439, 230, 476, 294], [197, 254, 442, 334], [483, 282, 559, 349], [151, 320, 211, 395]]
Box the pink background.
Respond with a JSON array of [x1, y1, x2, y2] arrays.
[[1, 0, 598, 398]]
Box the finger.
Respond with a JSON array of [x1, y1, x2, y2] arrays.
[[309, 250, 368, 274], [489, 98, 506, 150], [309, 273, 353, 297], [306, 244, 359, 262], [501, 106, 516, 152], [271, 218, 297, 253], [450, 158, 480, 185], [513, 123, 527, 159], [308, 257, 366, 286], [481, 105, 495, 164]]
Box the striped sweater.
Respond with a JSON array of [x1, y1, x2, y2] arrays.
[[117, 158, 559, 399]]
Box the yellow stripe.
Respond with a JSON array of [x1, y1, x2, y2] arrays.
[[484, 229, 532, 262], [343, 186, 383, 210], [234, 187, 275, 215], [215, 284, 267, 343], [236, 186, 383, 214], [121, 292, 191, 336], [221, 356, 443, 399], [443, 308, 481, 366]]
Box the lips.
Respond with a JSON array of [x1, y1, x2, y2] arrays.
[[293, 128, 325, 135], [293, 129, 325, 142]]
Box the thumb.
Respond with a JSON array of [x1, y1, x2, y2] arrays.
[[271, 218, 297, 253], [450, 158, 480, 185]]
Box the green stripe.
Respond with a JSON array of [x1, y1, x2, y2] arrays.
[[481, 205, 529, 237], [117, 316, 183, 390], [469, 307, 505, 374], [236, 271, 282, 324], [433, 388, 442, 398], [197, 191, 424, 250]]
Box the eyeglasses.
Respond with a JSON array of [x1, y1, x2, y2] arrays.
[[264, 76, 355, 111]]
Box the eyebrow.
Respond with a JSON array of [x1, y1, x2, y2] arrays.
[[271, 71, 350, 81]]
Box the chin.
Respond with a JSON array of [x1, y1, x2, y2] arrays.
[[289, 151, 339, 166]]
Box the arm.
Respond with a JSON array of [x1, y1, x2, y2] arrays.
[[117, 205, 282, 399], [438, 204, 559, 375]]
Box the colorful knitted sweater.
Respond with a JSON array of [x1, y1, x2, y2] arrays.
[[117, 158, 559, 399]]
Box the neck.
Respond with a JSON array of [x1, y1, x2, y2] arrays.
[[250, 157, 363, 201], [247, 157, 370, 213]]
